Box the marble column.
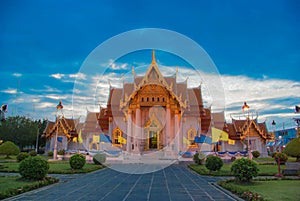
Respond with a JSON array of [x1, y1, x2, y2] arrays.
[[135, 106, 141, 153], [126, 110, 132, 152], [166, 103, 171, 147], [175, 109, 179, 151]]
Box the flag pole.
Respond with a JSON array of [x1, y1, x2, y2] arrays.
[[53, 109, 58, 160]]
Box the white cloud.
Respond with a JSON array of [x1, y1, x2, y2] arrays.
[[108, 59, 128, 70], [69, 73, 86, 80], [1, 88, 18, 94], [12, 73, 22, 77], [50, 73, 65, 79]]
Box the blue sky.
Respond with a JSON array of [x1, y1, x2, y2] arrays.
[[0, 0, 300, 130]]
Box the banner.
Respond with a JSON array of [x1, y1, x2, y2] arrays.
[[93, 135, 100, 143], [212, 127, 228, 142]]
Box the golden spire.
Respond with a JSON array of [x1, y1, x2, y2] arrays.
[[152, 50, 156, 64]]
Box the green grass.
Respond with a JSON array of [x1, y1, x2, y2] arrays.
[[219, 179, 300, 201], [0, 176, 59, 200], [0, 160, 105, 174], [189, 163, 285, 176]]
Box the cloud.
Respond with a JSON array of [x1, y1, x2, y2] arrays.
[[1, 88, 18, 94], [69, 73, 86, 80], [107, 59, 129, 70], [12, 73, 22, 77], [50, 73, 65, 79]]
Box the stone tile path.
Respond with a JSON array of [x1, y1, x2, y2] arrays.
[[5, 165, 236, 201]]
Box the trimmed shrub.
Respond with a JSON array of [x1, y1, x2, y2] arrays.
[[252, 150, 260, 158], [17, 152, 30, 162], [0, 141, 20, 158], [284, 138, 300, 162], [93, 153, 106, 165], [19, 156, 49, 180], [205, 155, 223, 172], [193, 152, 206, 165], [231, 158, 259, 183], [47, 151, 53, 157], [274, 152, 288, 165], [57, 149, 65, 155], [69, 154, 86, 169], [29, 150, 37, 156]]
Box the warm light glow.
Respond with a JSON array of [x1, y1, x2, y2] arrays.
[[242, 102, 250, 111]]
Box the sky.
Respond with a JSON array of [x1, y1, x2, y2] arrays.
[[0, 0, 300, 131]]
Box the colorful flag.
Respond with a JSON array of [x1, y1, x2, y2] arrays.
[[183, 136, 190, 145], [212, 127, 229, 142], [295, 105, 300, 113], [92, 135, 99, 143], [118, 136, 127, 144], [56, 101, 63, 110], [72, 137, 78, 143], [57, 136, 63, 143], [204, 136, 212, 144], [228, 139, 235, 145], [78, 129, 83, 143]]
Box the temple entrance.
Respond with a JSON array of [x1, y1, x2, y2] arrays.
[[149, 131, 158, 149]]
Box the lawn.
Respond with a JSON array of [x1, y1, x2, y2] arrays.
[[219, 179, 300, 201], [0, 160, 105, 174], [0, 176, 58, 200], [189, 163, 283, 176]]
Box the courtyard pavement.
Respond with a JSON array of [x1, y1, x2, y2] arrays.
[[4, 164, 237, 201]]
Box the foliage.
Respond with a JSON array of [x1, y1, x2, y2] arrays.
[[231, 158, 259, 183], [0, 116, 47, 150], [284, 138, 300, 161], [29, 150, 37, 156], [0, 176, 58, 200], [57, 149, 65, 155], [93, 153, 106, 165], [252, 151, 260, 158], [205, 155, 223, 172], [19, 156, 49, 180], [47, 151, 53, 157], [273, 152, 288, 165], [69, 154, 86, 169], [0, 141, 20, 158], [193, 152, 206, 165], [16, 152, 29, 162]]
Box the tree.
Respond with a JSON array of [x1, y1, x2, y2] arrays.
[[284, 138, 300, 162], [0, 116, 47, 151], [0, 141, 20, 158]]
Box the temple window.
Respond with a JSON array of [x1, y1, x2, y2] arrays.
[[142, 97, 144, 102], [162, 97, 165, 102], [152, 97, 155, 101], [113, 128, 122, 146], [157, 97, 160, 102], [187, 128, 198, 147], [147, 97, 149, 102]]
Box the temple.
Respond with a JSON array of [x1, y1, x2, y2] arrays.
[[44, 51, 272, 158]]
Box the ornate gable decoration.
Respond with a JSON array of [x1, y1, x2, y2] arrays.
[[120, 50, 187, 109]]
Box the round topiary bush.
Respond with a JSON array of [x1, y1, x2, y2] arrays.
[[69, 154, 86, 169], [93, 153, 106, 165], [284, 138, 300, 162], [47, 151, 53, 157], [193, 152, 206, 165], [274, 152, 288, 165], [231, 158, 258, 183], [0, 141, 20, 159], [19, 156, 49, 180], [205, 155, 223, 172], [252, 150, 260, 158], [29, 150, 37, 156], [17, 152, 30, 162]]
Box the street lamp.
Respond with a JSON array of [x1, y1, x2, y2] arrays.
[[242, 102, 251, 159]]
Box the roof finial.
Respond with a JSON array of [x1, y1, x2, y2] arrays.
[[152, 50, 156, 64]]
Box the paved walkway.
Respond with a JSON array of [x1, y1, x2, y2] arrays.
[[4, 165, 236, 201]]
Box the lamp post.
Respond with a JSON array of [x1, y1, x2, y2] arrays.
[[242, 102, 251, 159]]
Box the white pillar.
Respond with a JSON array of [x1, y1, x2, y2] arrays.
[[166, 104, 171, 147], [108, 117, 113, 140], [126, 110, 132, 152], [175, 110, 179, 151], [135, 106, 141, 153]]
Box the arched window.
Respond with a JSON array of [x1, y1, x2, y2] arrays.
[[113, 128, 122, 146], [142, 97, 144, 102], [157, 97, 160, 102], [152, 97, 155, 101], [187, 128, 198, 147]]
